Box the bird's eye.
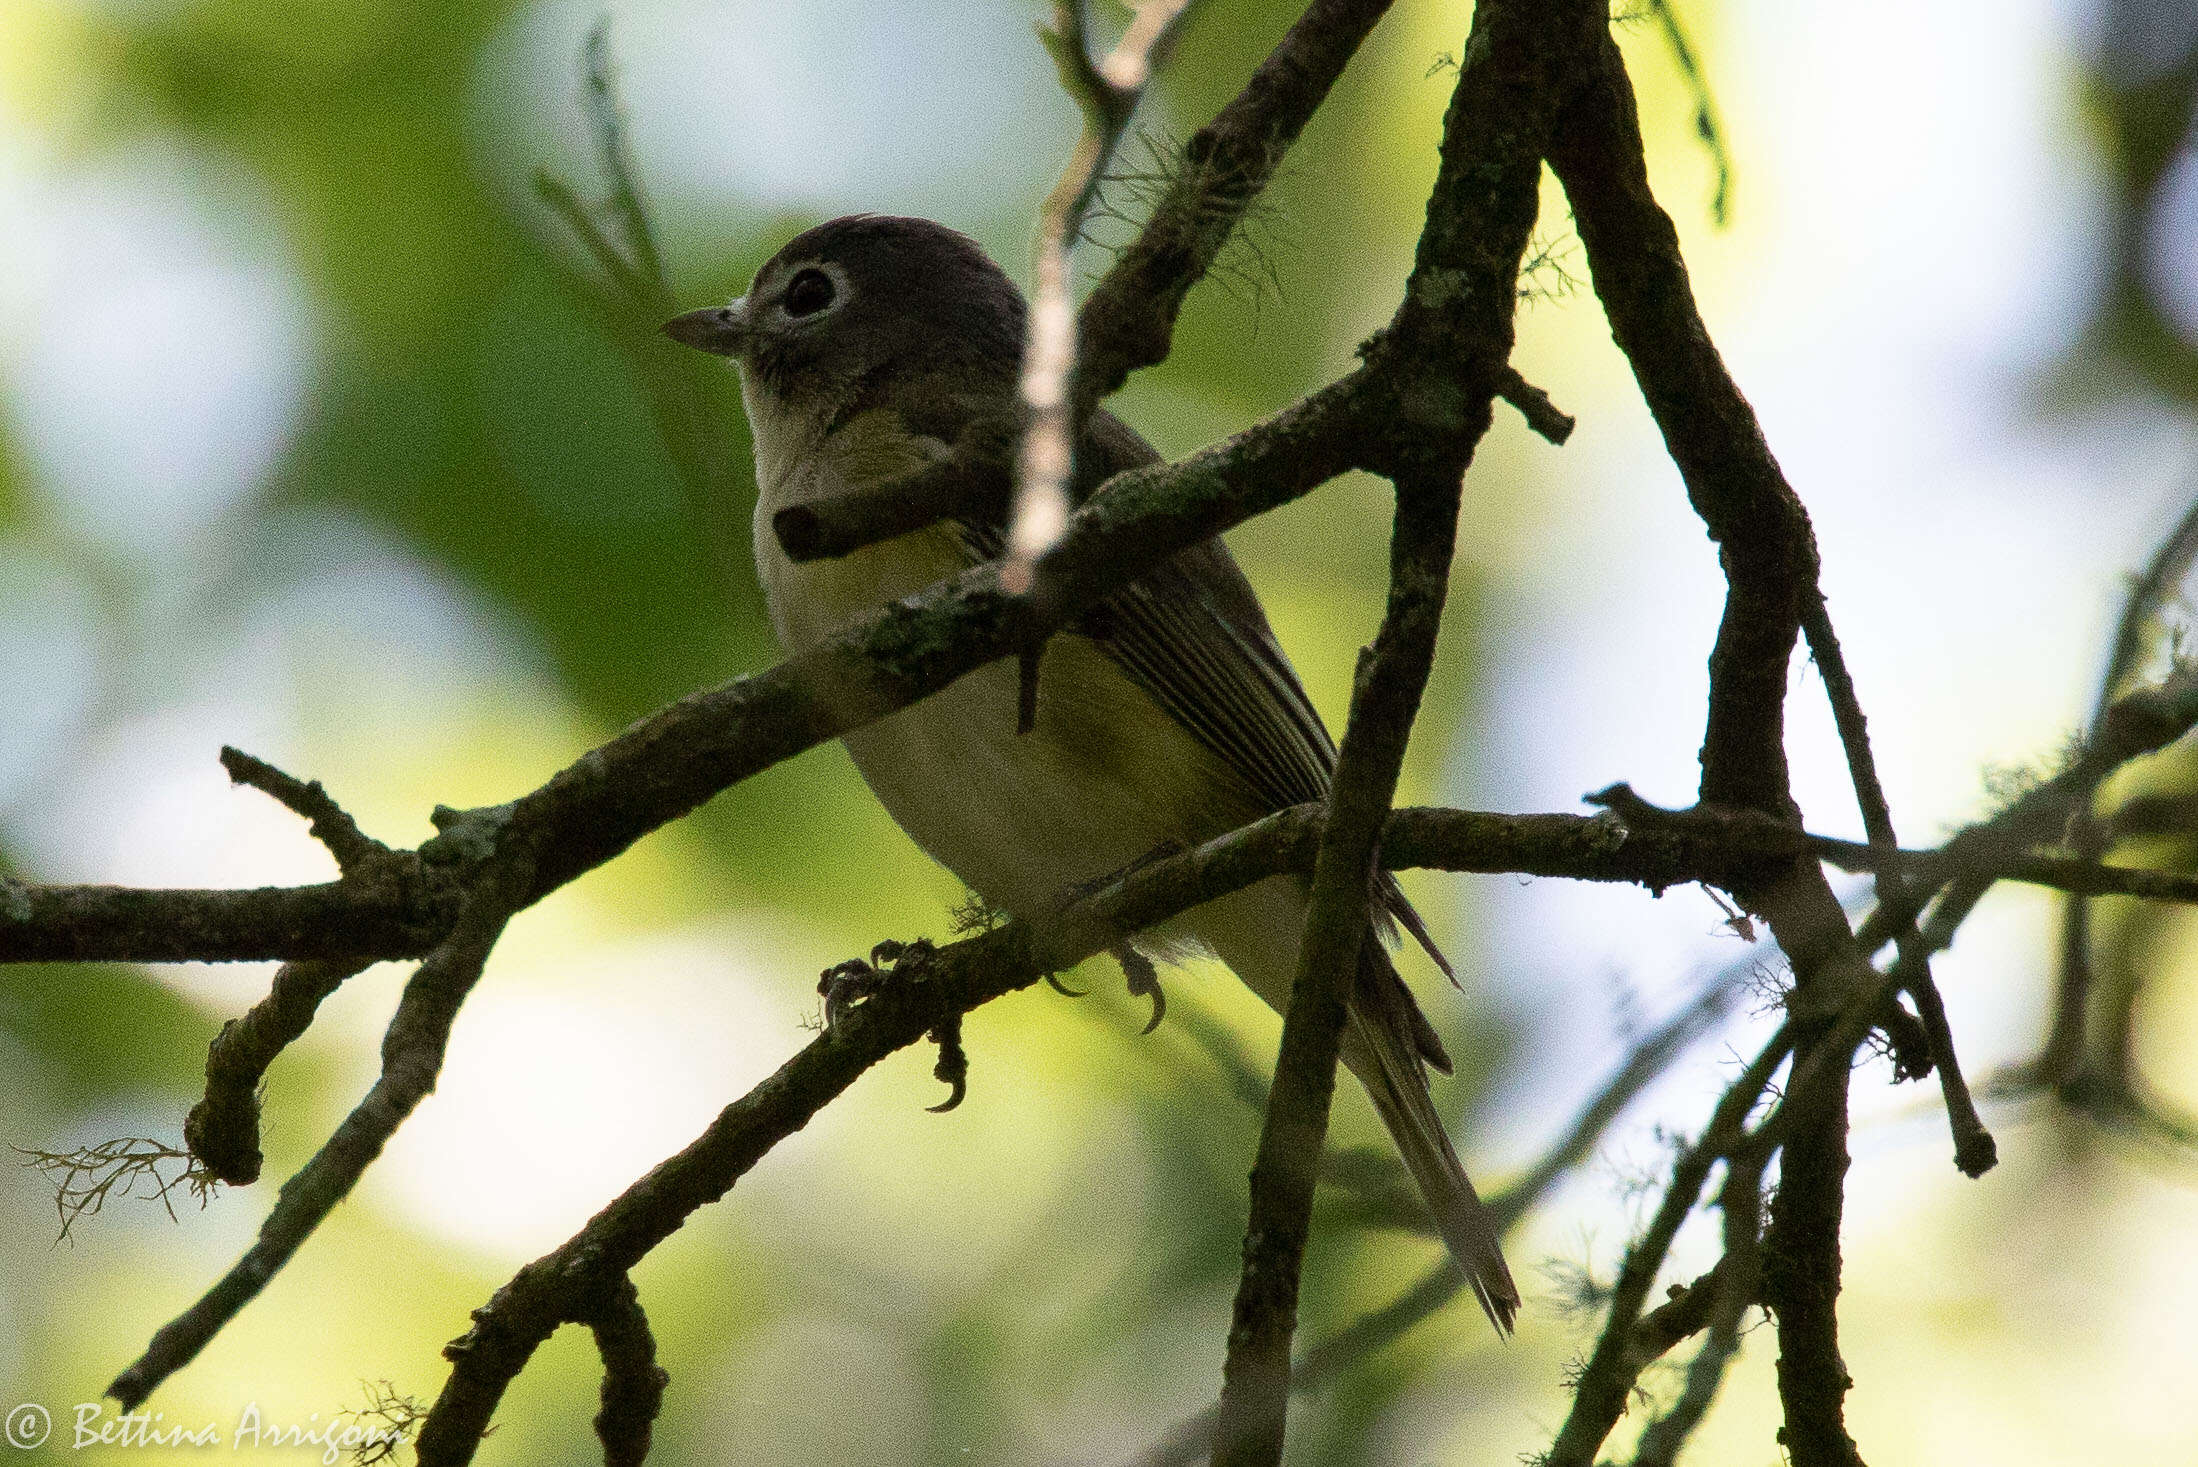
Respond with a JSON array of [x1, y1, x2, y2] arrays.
[[783, 268, 836, 318]]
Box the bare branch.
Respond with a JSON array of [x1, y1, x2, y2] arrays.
[[2049, 488, 2198, 1083], [219, 746, 389, 876], [1213, 473, 1468, 1467], [0, 873, 447, 966], [109, 857, 535, 1410], [1800, 600, 1994, 1177], [1626, 1149, 1764, 1466], [532, 26, 751, 585], [1549, 28, 1814, 817], [771, 418, 1015, 563], [1073, 0, 1402, 418], [1640, 0, 1735, 226], [1541, 1026, 1795, 1467], [1124, 950, 1754, 1467], [14, 10, 2178, 1460], [1495, 365, 1579, 444], [185, 957, 376, 1186], [1210, 0, 1611, 1452], [586, 1277, 669, 1467], [1004, 0, 1203, 595], [1549, 23, 1879, 1459], [410, 812, 1347, 1466]]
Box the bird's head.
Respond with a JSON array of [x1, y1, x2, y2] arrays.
[[663, 214, 1027, 416]]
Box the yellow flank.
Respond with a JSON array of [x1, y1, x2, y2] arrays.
[[746, 395, 1261, 927]]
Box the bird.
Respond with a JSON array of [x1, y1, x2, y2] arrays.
[[664, 214, 1518, 1332]]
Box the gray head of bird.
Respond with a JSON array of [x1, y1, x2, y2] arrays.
[[662, 214, 1029, 416]]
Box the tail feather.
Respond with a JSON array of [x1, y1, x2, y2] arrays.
[[1346, 944, 1519, 1335], [1188, 878, 1517, 1333]]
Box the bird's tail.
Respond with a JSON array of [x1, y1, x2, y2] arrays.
[[1344, 941, 1519, 1335]]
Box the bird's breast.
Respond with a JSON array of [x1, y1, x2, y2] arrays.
[[746, 394, 967, 653], [742, 395, 1248, 915]]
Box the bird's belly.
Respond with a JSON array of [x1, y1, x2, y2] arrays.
[[847, 640, 1244, 917], [758, 529, 1250, 919]]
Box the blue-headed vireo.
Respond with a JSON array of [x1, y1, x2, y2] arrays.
[[666, 215, 1517, 1332]]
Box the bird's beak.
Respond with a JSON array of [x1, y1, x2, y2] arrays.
[[662, 298, 750, 356]]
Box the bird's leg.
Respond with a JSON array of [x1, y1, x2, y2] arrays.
[[1054, 838, 1186, 1034], [817, 958, 882, 1030]]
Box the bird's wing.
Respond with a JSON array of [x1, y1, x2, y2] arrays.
[[1066, 409, 1455, 986]]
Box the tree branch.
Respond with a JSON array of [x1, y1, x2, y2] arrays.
[[1548, 28, 1815, 818], [1208, 0, 1603, 1452], [1005, 0, 1204, 593], [1800, 601, 1994, 1176], [109, 855, 536, 1409], [1071, 0, 1403, 421], [408, 810, 1356, 1466], [1213, 469, 1467, 1467], [183, 957, 375, 1186], [1541, 1026, 1795, 1467], [1124, 948, 1755, 1467], [586, 1276, 669, 1467], [1549, 23, 1879, 1463]]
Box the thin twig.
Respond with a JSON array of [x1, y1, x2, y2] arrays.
[[1004, 0, 1203, 596], [1801, 599, 1995, 1176], [581, 20, 666, 300], [1540, 1026, 1796, 1467], [1073, 0, 1402, 418], [1641, 0, 1734, 226], [219, 746, 388, 875], [1123, 950, 1753, 1467], [1626, 1145, 1764, 1466], [2050, 488, 2198, 1079], [184, 957, 376, 1186], [533, 26, 751, 586], [1495, 365, 1579, 444], [1213, 472, 1468, 1467], [109, 857, 535, 1409]]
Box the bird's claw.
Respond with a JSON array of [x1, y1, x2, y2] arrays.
[[1115, 946, 1166, 1035], [870, 938, 921, 968], [818, 938, 936, 1031], [818, 958, 884, 1031], [926, 1012, 968, 1113], [1046, 973, 1087, 998]]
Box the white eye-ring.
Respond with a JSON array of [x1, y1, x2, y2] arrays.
[[778, 263, 844, 321]]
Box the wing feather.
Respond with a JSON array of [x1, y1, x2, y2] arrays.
[[1067, 411, 1454, 984]]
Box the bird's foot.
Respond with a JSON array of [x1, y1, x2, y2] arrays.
[[818, 937, 936, 1031], [818, 939, 966, 1111], [1115, 946, 1167, 1035]]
